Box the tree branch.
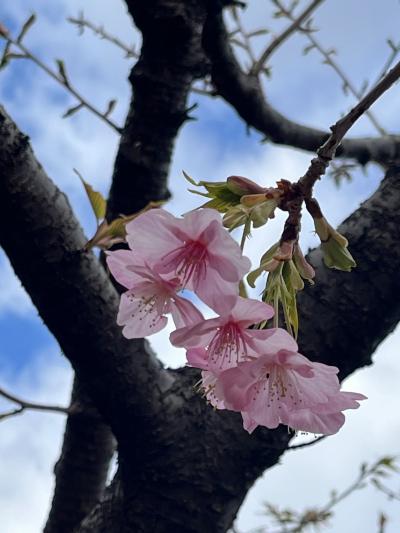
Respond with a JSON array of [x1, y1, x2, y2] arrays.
[[272, 0, 386, 135], [0, 105, 173, 442], [107, 0, 210, 218], [0, 27, 122, 132], [44, 378, 116, 533], [0, 384, 69, 420], [250, 0, 325, 76], [203, 8, 400, 165], [68, 13, 139, 59]]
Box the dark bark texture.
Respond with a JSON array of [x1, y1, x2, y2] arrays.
[[0, 1, 399, 532], [44, 378, 116, 533]]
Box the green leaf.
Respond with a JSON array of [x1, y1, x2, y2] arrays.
[[56, 59, 69, 85], [0, 41, 11, 70], [104, 99, 117, 118], [247, 29, 270, 38], [75, 169, 106, 222], [182, 170, 199, 186], [62, 103, 84, 118], [17, 13, 36, 43]]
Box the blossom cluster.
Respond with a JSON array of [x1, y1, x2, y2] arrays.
[[106, 208, 365, 436]]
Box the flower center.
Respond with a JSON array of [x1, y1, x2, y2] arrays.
[[207, 322, 247, 368], [163, 240, 207, 288], [252, 366, 303, 409], [127, 288, 168, 330]]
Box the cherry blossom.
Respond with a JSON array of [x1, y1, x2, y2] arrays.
[[106, 249, 202, 338], [171, 296, 292, 370], [217, 349, 366, 435], [124, 208, 251, 306]]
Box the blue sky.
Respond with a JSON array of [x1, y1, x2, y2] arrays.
[[0, 1, 400, 532]]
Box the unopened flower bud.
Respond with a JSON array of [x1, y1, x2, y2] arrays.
[[0, 23, 9, 37], [223, 205, 249, 230], [226, 175, 266, 196], [293, 244, 315, 282], [313, 216, 356, 271]]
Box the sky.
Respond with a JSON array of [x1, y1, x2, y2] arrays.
[[0, 1, 400, 532]]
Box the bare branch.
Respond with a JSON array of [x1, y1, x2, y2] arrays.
[[230, 5, 257, 67], [287, 435, 326, 450], [44, 378, 116, 533], [68, 12, 138, 59], [372, 38, 400, 88], [251, 0, 325, 75], [273, 0, 387, 136], [0, 385, 69, 421], [279, 56, 400, 246], [204, 10, 400, 165], [0, 28, 122, 133], [301, 57, 400, 190]]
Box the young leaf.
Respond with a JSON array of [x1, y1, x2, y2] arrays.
[[62, 103, 84, 118], [17, 13, 36, 43], [75, 169, 106, 222], [56, 59, 69, 85], [104, 99, 117, 118], [0, 41, 11, 70]]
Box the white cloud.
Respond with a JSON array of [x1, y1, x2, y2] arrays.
[[0, 253, 35, 317], [0, 350, 72, 533]]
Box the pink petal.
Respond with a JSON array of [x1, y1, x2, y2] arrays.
[[180, 208, 222, 240], [170, 316, 223, 347], [217, 364, 259, 411], [204, 220, 251, 281], [125, 209, 182, 258], [229, 296, 274, 325], [201, 370, 226, 409], [106, 249, 144, 289], [287, 409, 346, 435], [117, 291, 168, 338], [249, 328, 299, 355], [186, 348, 209, 370], [194, 266, 239, 311], [241, 412, 259, 434], [170, 295, 204, 329]]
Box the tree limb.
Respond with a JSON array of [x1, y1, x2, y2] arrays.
[[0, 105, 173, 442], [107, 0, 210, 218], [0, 385, 69, 420], [44, 377, 116, 533], [203, 8, 400, 165]]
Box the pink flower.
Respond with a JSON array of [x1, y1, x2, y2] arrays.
[[171, 296, 290, 370], [217, 349, 366, 435], [187, 348, 226, 409], [124, 208, 251, 307], [106, 250, 202, 338]]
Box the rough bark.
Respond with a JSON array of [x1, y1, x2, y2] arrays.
[[203, 8, 400, 165], [44, 378, 116, 533], [107, 0, 210, 218], [0, 106, 173, 442]]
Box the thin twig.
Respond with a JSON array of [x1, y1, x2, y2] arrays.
[[0, 385, 70, 422], [281, 57, 400, 243], [273, 0, 387, 136], [230, 5, 257, 66], [68, 13, 138, 59], [0, 31, 122, 133], [251, 0, 325, 76], [288, 435, 326, 450], [371, 39, 400, 88]]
